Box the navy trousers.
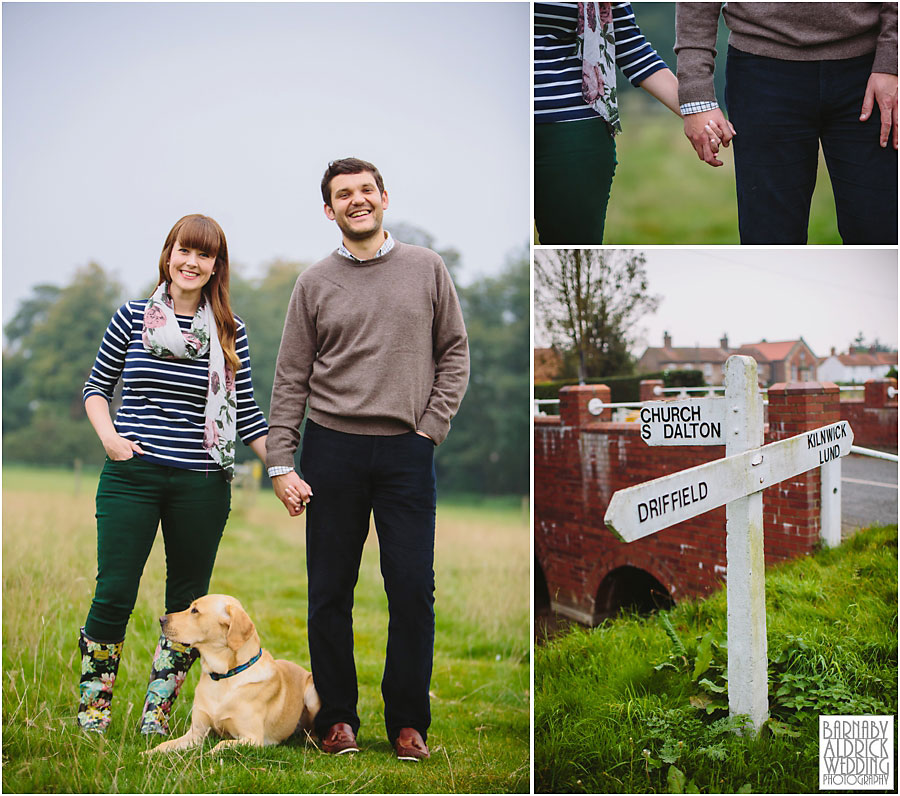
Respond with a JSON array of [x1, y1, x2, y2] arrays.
[[300, 420, 437, 744], [726, 47, 898, 244]]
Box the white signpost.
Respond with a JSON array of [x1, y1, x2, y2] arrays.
[[603, 356, 854, 731]]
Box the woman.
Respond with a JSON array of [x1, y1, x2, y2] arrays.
[[77, 214, 302, 734], [534, 1, 730, 244]]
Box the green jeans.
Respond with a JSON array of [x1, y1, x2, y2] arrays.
[[534, 116, 617, 245], [84, 456, 231, 642]]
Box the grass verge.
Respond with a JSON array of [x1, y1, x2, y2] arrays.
[[535, 524, 898, 793]]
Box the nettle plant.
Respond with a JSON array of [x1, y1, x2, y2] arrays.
[[653, 614, 890, 730], [651, 613, 803, 738], [769, 635, 892, 719], [654, 612, 729, 714]]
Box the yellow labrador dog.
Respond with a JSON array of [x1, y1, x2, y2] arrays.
[[146, 594, 320, 754]]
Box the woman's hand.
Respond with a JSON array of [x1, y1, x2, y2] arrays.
[[103, 434, 144, 461], [272, 471, 313, 517], [85, 394, 143, 461], [704, 118, 737, 153], [684, 108, 735, 167]]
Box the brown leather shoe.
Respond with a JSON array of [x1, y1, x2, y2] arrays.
[[321, 722, 359, 754], [394, 727, 430, 761]]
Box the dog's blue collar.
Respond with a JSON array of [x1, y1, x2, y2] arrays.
[[209, 649, 263, 681]]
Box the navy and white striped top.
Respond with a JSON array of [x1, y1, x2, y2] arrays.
[[535, 2, 669, 124], [83, 300, 268, 472]]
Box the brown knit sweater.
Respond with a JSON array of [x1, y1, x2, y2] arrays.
[[675, 2, 898, 106], [266, 241, 470, 468]]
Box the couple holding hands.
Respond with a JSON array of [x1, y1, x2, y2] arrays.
[[76, 158, 470, 762], [535, 1, 898, 245]]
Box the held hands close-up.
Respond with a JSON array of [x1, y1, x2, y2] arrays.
[[535, 1, 898, 245]]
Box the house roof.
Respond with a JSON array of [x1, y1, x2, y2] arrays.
[[834, 352, 898, 367], [643, 347, 730, 364], [734, 340, 805, 362]]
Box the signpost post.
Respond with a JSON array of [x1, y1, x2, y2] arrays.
[[604, 356, 854, 731]]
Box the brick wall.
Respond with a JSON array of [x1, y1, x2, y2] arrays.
[[535, 380, 845, 625], [839, 379, 898, 452]]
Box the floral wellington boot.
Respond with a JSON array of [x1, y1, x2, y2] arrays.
[[77, 628, 124, 732], [138, 633, 199, 735]]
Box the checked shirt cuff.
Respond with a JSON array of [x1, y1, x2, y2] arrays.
[[680, 100, 720, 115], [267, 465, 295, 478]]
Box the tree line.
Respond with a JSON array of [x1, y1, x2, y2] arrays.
[[3, 227, 529, 496], [534, 248, 660, 382]]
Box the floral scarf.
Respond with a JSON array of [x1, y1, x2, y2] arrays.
[[578, 2, 620, 134], [142, 283, 236, 479]]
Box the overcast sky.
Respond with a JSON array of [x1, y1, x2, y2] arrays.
[[2, 1, 529, 324], [536, 248, 898, 358]]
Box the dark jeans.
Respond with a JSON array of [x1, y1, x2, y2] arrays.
[[84, 456, 231, 642], [300, 420, 437, 744], [726, 46, 898, 244], [534, 116, 617, 244]]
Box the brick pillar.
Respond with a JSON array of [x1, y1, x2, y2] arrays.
[[560, 384, 612, 427], [640, 379, 664, 403], [864, 378, 898, 408], [767, 382, 840, 439], [765, 382, 840, 556]]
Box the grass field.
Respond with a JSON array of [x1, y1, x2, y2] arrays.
[[538, 102, 843, 246], [535, 524, 898, 794], [2, 466, 530, 793]]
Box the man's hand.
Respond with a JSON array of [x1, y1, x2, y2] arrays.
[[683, 108, 735, 167], [271, 471, 313, 517], [861, 72, 898, 150]]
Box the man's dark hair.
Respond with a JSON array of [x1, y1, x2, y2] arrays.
[[321, 158, 385, 205]]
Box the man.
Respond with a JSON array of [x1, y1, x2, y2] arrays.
[[266, 158, 469, 761], [675, 2, 898, 244]]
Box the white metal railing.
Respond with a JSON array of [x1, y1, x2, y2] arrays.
[[534, 399, 560, 416], [653, 385, 726, 397], [588, 399, 642, 413], [835, 385, 898, 400], [653, 384, 770, 406], [536, 385, 897, 418], [849, 445, 899, 463]]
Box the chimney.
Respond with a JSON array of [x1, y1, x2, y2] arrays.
[[663, 331, 672, 349], [720, 334, 729, 350]]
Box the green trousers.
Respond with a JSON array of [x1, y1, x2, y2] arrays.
[[534, 116, 617, 245], [84, 456, 231, 642]]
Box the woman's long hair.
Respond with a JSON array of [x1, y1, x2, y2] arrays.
[[155, 214, 241, 374]]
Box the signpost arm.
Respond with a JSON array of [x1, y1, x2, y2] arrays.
[[724, 355, 769, 731]]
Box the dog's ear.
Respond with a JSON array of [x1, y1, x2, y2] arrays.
[[225, 603, 255, 651]]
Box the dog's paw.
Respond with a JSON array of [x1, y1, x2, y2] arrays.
[[142, 740, 179, 756]]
